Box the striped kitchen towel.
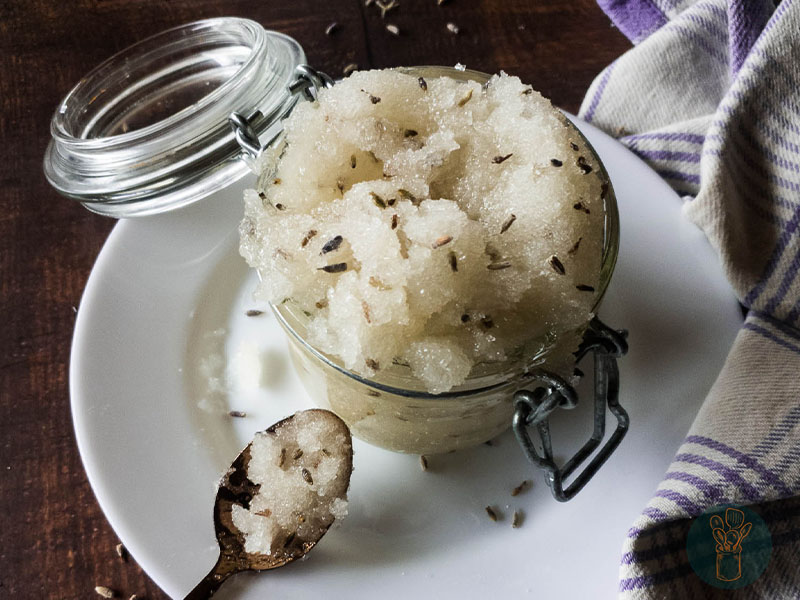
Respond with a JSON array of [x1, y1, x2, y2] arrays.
[[579, 0, 800, 597]]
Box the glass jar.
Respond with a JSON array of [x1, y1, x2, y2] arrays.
[[267, 65, 620, 455], [44, 18, 627, 500], [44, 17, 304, 217]]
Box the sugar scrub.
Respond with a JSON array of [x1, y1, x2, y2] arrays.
[[240, 69, 608, 393], [230, 410, 352, 556]]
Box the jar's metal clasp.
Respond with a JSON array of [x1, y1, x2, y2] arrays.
[[287, 65, 335, 101], [512, 317, 629, 502], [229, 65, 334, 160]]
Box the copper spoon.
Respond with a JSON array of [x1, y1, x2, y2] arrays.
[[184, 409, 353, 599]]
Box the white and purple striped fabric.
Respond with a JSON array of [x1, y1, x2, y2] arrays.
[[579, 0, 800, 596]]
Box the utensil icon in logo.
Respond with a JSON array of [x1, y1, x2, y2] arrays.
[[687, 504, 771, 589], [711, 508, 752, 581]]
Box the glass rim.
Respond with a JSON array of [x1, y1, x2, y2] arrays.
[[49, 17, 269, 149]]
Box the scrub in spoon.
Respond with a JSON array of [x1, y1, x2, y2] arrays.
[[186, 409, 353, 599]]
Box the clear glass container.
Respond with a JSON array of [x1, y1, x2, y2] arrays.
[[269, 65, 620, 455], [44, 25, 621, 461], [43, 17, 304, 217]]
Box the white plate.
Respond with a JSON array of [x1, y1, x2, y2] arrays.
[[71, 118, 741, 599]]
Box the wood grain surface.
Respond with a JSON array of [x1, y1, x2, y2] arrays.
[[0, 1, 629, 598]]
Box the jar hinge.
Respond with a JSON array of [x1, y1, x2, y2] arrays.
[[512, 317, 629, 502], [228, 65, 334, 160]]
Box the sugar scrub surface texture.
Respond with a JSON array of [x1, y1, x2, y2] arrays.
[[231, 410, 352, 556], [240, 69, 608, 393]]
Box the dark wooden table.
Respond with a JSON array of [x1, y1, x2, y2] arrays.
[[0, 1, 629, 598]]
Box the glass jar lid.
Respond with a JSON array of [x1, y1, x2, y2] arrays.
[[43, 17, 305, 217]]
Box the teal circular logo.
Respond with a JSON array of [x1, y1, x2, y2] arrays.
[[686, 504, 772, 589]]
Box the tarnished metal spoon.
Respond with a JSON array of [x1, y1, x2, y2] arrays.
[[185, 409, 353, 599]]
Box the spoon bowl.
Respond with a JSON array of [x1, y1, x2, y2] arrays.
[[709, 514, 725, 531], [724, 529, 740, 552], [185, 409, 353, 599], [725, 507, 745, 530]]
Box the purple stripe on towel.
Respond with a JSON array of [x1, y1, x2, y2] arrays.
[[685, 435, 793, 495], [619, 563, 695, 592], [598, 0, 668, 44], [664, 22, 730, 64], [582, 63, 616, 123], [684, 11, 729, 45], [694, 0, 727, 21], [762, 250, 800, 315], [785, 299, 800, 327], [707, 148, 788, 226], [743, 205, 800, 308], [621, 132, 706, 145], [627, 526, 644, 538], [734, 52, 800, 132], [749, 310, 800, 337], [663, 470, 729, 504], [704, 137, 798, 214], [728, 0, 772, 76], [762, 122, 800, 155], [625, 508, 673, 539], [718, 68, 800, 141], [655, 169, 701, 184], [761, 0, 793, 37], [621, 538, 686, 565], [642, 506, 671, 522], [653, 488, 705, 514], [704, 145, 800, 195], [632, 149, 702, 163], [750, 401, 800, 457], [709, 114, 800, 174], [774, 445, 800, 475], [719, 95, 800, 137], [673, 453, 762, 500], [627, 518, 686, 539], [744, 322, 800, 356]]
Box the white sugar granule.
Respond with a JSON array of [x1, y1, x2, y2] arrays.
[[240, 69, 607, 393]]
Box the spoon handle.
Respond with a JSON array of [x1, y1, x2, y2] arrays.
[[184, 554, 236, 600]]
